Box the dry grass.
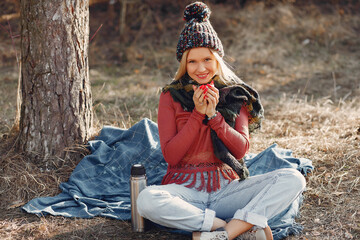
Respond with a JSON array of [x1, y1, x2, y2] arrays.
[[0, 1, 359, 239], [251, 96, 360, 239]]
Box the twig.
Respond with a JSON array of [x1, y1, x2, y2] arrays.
[[90, 23, 103, 42], [120, 0, 127, 36], [335, 172, 348, 192], [342, 91, 352, 102], [123, 103, 132, 128], [332, 72, 337, 100], [302, 76, 310, 95], [349, 177, 359, 192], [14, 60, 22, 128], [0, 23, 10, 34]]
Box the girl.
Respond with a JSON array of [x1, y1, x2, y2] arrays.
[[137, 2, 306, 240]]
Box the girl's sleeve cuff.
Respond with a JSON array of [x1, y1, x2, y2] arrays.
[[192, 109, 206, 122], [207, 111, 223, 127]]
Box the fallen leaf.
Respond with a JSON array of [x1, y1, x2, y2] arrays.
[[318, 166, 326, 172]]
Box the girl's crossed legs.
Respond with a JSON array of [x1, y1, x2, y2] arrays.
[[137, 168, 306, 239]]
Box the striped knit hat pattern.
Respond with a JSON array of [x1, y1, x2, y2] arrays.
[[176, 2, 224, 62]]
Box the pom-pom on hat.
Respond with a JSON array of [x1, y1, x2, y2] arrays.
[[176, 2, 224, 62]]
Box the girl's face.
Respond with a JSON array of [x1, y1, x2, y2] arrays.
[[186, 47, 218, 85]]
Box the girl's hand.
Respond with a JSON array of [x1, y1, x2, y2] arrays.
[[204, 84, 219, 118], [192, 85, 207, 114]]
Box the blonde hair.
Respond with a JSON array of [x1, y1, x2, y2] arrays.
[[174, 48, 243, 85], [174, 50, 189, 81]]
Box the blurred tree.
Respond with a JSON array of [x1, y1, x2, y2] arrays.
[[18, 0, 93, 158]]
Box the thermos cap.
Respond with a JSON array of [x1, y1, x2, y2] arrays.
[[131, 164, 146, 176]]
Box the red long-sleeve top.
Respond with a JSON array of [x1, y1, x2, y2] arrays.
[[158, 91, 250, 192]]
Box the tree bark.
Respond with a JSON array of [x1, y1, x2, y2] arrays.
[[19, 0, 93, 157]]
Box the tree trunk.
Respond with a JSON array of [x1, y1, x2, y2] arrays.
[[19, 0, 93, 157]]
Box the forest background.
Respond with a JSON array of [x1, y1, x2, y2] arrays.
[[0, 0, 359, 239]]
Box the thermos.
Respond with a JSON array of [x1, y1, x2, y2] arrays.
[[130, 164, 147, 232]]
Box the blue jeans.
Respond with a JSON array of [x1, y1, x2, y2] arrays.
[[137, 168, 306, 232]]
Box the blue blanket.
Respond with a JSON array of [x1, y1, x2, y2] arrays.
[[22, 118, 313, 239]]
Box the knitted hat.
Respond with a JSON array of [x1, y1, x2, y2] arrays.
[[176, 2, 224, 62]]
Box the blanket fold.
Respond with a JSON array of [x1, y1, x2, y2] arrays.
[[22, 118, 313, 240]]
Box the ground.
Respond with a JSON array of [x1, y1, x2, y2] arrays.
[[0, 0, 359, 239]]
